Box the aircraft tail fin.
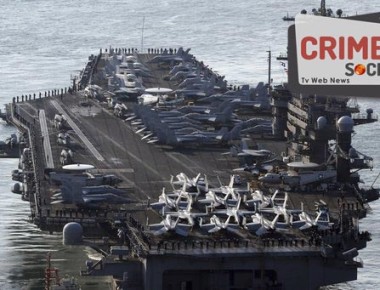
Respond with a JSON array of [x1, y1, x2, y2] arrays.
[[230, 145, 239, 156], [222, 105, 233, 116], [271, 213, 280, 229], [204, 174, 209, 192], [241, 138, 249, 150], [177, 47, 185, 55], [255, 225, 267, 236], [221, 124, 241, 141], [218, 127, 229, 135], [228, 175, 235, 188], [175, 224, 191, 236]]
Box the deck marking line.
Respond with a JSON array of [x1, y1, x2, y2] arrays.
[[50, 100, 105, 161], [39, 109, 55, 168]]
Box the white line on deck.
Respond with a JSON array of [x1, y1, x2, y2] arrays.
[[39, 110, 55, 168], [50, 100, 105, 162]]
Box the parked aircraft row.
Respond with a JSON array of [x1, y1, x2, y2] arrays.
[[148, 47, 194, 65], [147, 47, 272, 111], [150, 47, 227, 99], [125, 103, 245, 146], [147, 173, 333, 237], [124, 94, 274, 147], [100, 51, 275, 149], [197, 82, 271, 111], [103, 52, 153, 101]]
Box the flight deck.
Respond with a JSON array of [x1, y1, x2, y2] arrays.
[[5, 47, 376, 290]]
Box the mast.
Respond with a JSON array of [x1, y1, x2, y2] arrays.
[[141, 16, 145, 52], [267, 50, 272, 87]]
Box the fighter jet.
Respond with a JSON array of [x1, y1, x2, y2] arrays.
[[213, 174, 250, 197], [238, 149, 273, 159], [163, 201, 208, 226], [259, 209, 290, 231], [176, 99, 234, 116], [242, 213, 280, 236], [244, 190, 272, 210], [170, 173, 207, 193], [169, 62, 194, 76], [113, 73, 145, 91], [199, 215, 240, 234], [148, 47, 193, 64], [174, 127, 229, 144], [230, 98, 267, 110], [159, 114, 202, 125], [213, 197, 256, 223], [198, 189, 240, 208], [183, 105, 235, 124], [290, 200, 334, 231], [150, 186, 193, 212], [289, 203, 315, 230], [177, 75, 213, 89], [170, 70, 199, 82], [222, 138, 273, 159], [148, 214, 193, 236], [268, 189, 289, 208], [257, 190, 321, 232], [244, 190, 292, 235], [166, 121, 204, 131], [175, 84, 213, 99], [174, 125, 242, 145], [240, 125, 273, 135], [118, 61, 152, 78], [197, 82, 267, 104], [313, 200, 334, 230]]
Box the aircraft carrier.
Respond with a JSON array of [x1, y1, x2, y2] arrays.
[[3, 16, 380, 290]]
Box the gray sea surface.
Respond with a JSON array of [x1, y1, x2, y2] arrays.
[[0, 0, 380, 289]]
